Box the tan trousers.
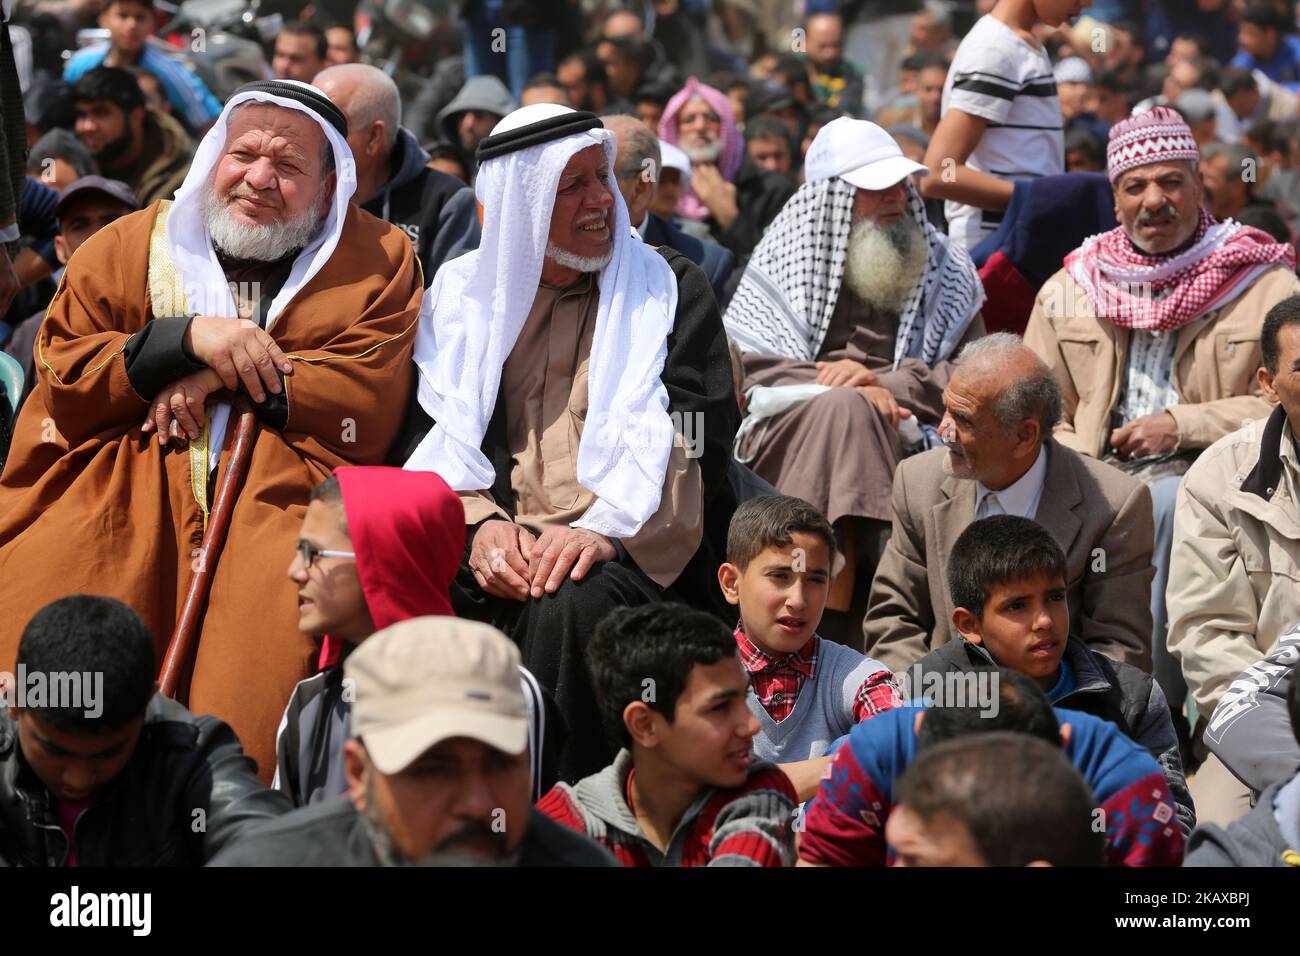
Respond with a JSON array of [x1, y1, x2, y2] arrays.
[[1189, 752, 1254, 828]]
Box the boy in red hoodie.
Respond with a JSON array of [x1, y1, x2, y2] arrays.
[[273, 466, 560, 806]]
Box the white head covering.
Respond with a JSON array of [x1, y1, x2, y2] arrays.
[[164, 80, 357, 467], [405, 104, 680, 538], [657, 140, 692, 192]]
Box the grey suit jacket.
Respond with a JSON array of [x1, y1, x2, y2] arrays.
[[864, 439, 1155, 673]]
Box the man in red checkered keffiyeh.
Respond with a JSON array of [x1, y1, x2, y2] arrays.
[[1066, 210, 1294, 333], [1065, 107, 1294, 333], [1025, 107, 1300, 816]]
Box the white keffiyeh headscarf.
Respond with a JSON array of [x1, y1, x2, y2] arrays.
[[404, 104, 680, 538], [163, 80, 357, 468], [723, 175, 983, 369]]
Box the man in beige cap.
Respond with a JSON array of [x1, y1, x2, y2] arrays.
[[211, 617, 613, 866]]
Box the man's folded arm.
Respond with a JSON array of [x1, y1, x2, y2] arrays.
[[35, 227, 158, 445], [278, 253, 423, 464]]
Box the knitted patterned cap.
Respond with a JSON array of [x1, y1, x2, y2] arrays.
[[1106, 106, 1200, 183]]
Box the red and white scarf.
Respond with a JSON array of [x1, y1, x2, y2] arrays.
[[1065, 210, 1294, 332]]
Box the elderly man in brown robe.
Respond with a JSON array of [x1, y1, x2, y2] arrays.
[[723, 117, 984, 613], [0, 80, 424, 779], [401, 104, 738, 782]]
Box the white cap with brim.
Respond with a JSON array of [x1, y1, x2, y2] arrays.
[[803, 115, 929, 191], [346, 617, 529, 775], [362, 707, 529, 776], [658, 139, 692, 191]]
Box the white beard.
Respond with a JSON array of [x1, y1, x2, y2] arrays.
[[841, 216, 929, 315], [202, 172, 328, 262], [545, 241, 613, 274], [681, 139, 722, 164]]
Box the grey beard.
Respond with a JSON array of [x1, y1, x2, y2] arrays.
[[202, 174, 328, 262], [360, 778, 520, 868], [841, 216, 929, 314], [545, 241, 613, 273], [681, 139, 722, 164]]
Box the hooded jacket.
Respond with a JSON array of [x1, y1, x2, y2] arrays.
[[273, 467, 560, 806], [0, 694, 289, 866], [359, 127, 482, 288], [912, 636, 1195, 836], [435, 75, 516, 180]]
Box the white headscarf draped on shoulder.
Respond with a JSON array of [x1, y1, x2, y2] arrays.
[[404, 104, 680, 539], [164, 79, 357, 467]]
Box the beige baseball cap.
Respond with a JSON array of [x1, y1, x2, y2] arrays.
[[346, 617, 528, 775]]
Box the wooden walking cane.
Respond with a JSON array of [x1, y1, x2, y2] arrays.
[[159, 398, 260, 701]]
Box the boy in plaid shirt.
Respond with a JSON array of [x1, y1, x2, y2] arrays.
[[536, 603, 796, 867], [718, 496, 900, 800]]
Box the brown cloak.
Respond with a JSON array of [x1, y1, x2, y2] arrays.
[[0, 200, 422, 779]]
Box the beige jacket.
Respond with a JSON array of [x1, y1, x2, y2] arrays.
[[865, 440, 1155, 673], [1168, 405, 1300, 720], [1024, 265, 1300, 458]]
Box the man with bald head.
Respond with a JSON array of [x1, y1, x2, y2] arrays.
[[866, 333, 1156, 674], [314, 64, 481, 285], [602, 114, 734, 307], [0, 81, 425, 778]]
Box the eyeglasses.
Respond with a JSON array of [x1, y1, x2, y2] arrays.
[[295, 540, 356, 569]]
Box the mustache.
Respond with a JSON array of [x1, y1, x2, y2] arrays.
[[434, 820, 508, 857], [1135, 203, 1178, 225]]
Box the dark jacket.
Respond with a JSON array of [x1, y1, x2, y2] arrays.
[[1185, 777, 1300, 867], [209, 797, 618, 866], [641, 212, 735, 311], [0, 694, 290, 866], [912, 636, 1195, 836], [360, 127, 481, 288], [712, 160, 796, 264]]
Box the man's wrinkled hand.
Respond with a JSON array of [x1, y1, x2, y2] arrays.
[[183, 315, 294, 403], [1110, 411, 1179, 459], [469, 519, 538, 601], [527, 526, 616, 597], [816, 359, 877, 388], [855, 385, 912, 431], [142, 368, 225, 446], [690, 163, 738, 226]]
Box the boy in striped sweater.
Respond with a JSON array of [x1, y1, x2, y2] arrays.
[[536, 603, 797, 866], [718, 496, 900, 801]]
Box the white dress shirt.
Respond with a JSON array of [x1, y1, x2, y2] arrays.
[[975, 444, 1048, 520]]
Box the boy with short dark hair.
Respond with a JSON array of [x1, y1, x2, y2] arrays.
[[536, 603, 797, 867], [0, 595, 288, 866], [63, 0, 222, 132], [718, 495, 898, 800], [275, 466, 559, 807], [887, 731, 1106, 867], [911, 514, 1194, 834]]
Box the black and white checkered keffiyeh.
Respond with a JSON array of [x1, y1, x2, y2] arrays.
[[723, 176, 984, 369]]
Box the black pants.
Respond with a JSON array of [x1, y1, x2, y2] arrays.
[[452, 559, 664, 783]]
